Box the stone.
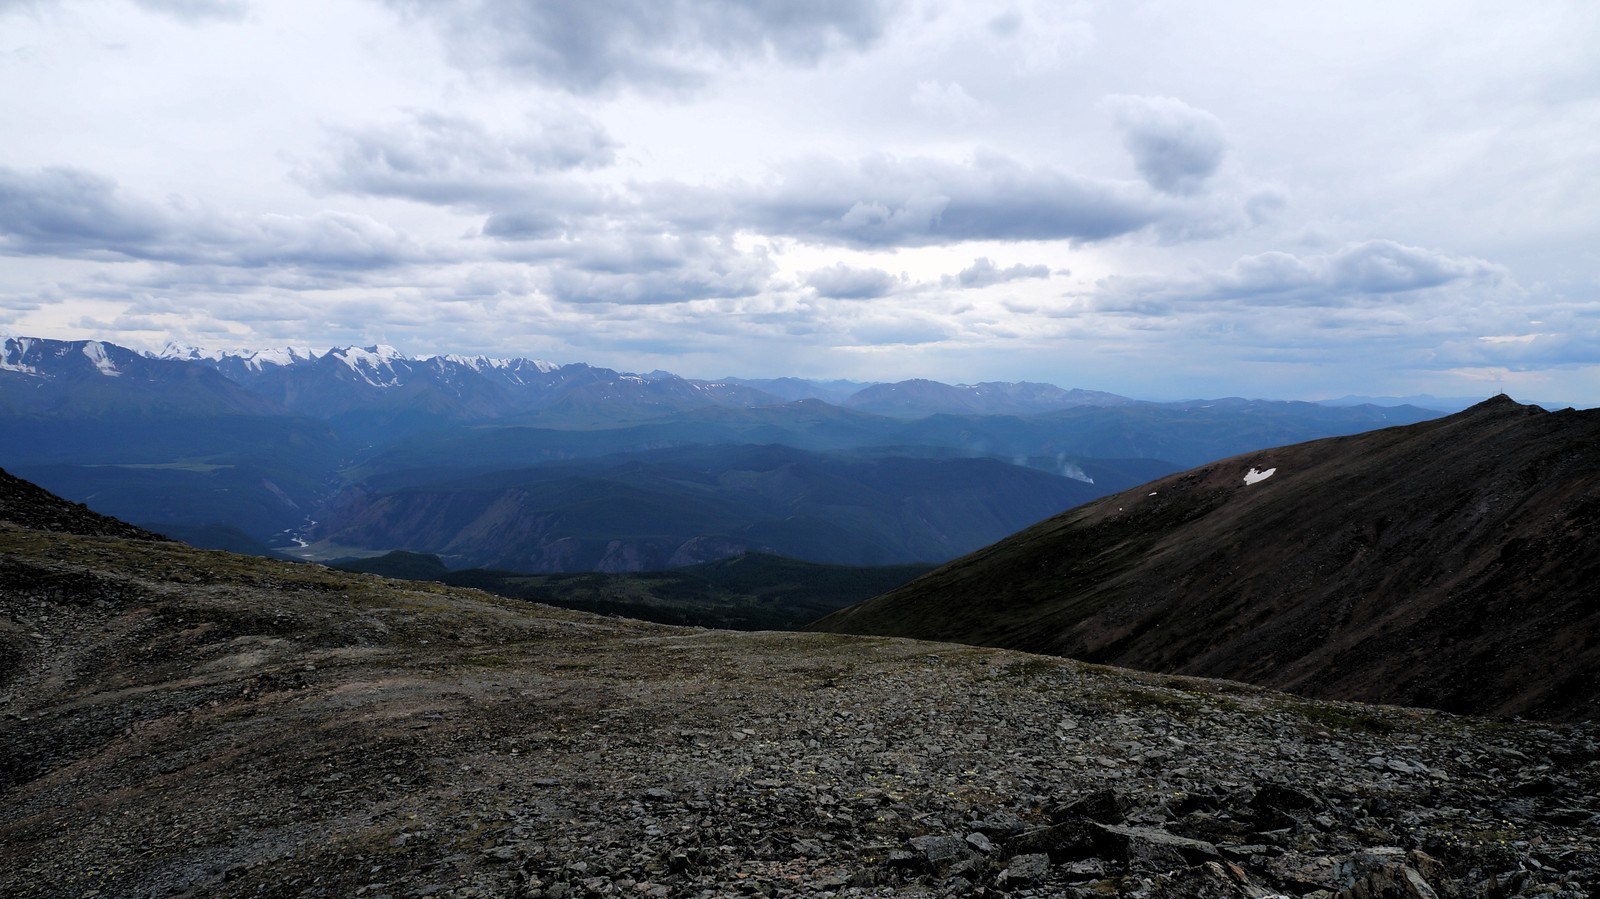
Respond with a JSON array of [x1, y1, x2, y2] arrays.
[[908, 833, 972, 867], [1340, 864, 1439, 899], [1052, 788, 1133, 824], [964, 831, 995, 854], [1092, 822, 1221, 873], [1004, 820, 1097, 861], [1146, 861, 1280, 899], [997, 853, 1051, 885]]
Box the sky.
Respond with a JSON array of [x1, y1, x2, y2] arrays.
[[1, 0, 1598, 404]]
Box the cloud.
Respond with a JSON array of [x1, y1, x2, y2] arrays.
[[1094, 240, 1506, 313], [652, 150, 1166, 249], [0, 165, 427, 271], [1323, 240, 1501, 294], [385, 0, 897, 95], [1104, 95, 1228, 196], [535, 234, 775, 305], [804, 263, 899, 299], [130, 0, 248, 22], [0, 166, 171, 258], [307, 110, 617, 209], [910, 81, 990, 124], [946, 256, 1051, 289]]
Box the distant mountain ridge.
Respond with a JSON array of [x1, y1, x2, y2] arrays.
[[814, 396, 1600, 721], [843, 378, 1138, 417], [2, 333, 1457, 572]]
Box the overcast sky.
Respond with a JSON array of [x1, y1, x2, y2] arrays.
[[2, 1, 1598, 403]]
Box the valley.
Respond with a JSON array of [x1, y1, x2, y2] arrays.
[[2, 335, 1444, 578]]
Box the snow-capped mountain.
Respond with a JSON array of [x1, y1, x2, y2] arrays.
[[1, 335, 787, 424], [1, 335, 283, 416]]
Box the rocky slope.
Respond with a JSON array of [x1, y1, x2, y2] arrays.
[[814, 396, 1600, 723], [0, 466, 170, 541], [2, 478, 1597, 898]]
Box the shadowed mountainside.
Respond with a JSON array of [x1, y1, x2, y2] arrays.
[[309, 445, 1105, 570], [814, 396, 1600, 722], [2, 472, 1597, 898]]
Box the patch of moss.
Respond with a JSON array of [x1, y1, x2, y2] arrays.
[[1289, 701, 1397, 735], [1106, 685, 1205, 719]]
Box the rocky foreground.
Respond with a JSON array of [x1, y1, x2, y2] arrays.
[[2, 526, 1597, 898]]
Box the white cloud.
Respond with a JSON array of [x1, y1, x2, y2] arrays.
[[910, 80, 990, 123]]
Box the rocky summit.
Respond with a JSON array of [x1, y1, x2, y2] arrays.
[[815, 396, 1600, 723], [2, 475, 1598, 898]]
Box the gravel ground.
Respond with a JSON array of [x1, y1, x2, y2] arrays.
[[2, 527, 1597, 898]]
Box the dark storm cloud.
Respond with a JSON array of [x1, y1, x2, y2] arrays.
[[308, 110, 617, 208], [385, 0, 897, 95], [648, 151, 1164, 248], [1104, 95, 1228, 196], [946, 256, 1051, 289], [0, 165, 426, 271], [804, 263, 898, 299]]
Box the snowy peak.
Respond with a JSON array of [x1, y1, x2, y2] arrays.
[[328, 345, 410, 388], [240, 346, 322, 370], [423, 353, 559, 382], [150, 343, 321, 370], [153, 342, 225, 362]]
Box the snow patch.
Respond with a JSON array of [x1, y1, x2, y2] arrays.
[[1, 337, 39, 374], [1243, 467, 1277, 485], [81, 341, 123, 377]]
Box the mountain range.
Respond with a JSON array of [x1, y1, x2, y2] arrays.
[[814, 396, 1600, 722], [4, 334, 1450, 571]]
